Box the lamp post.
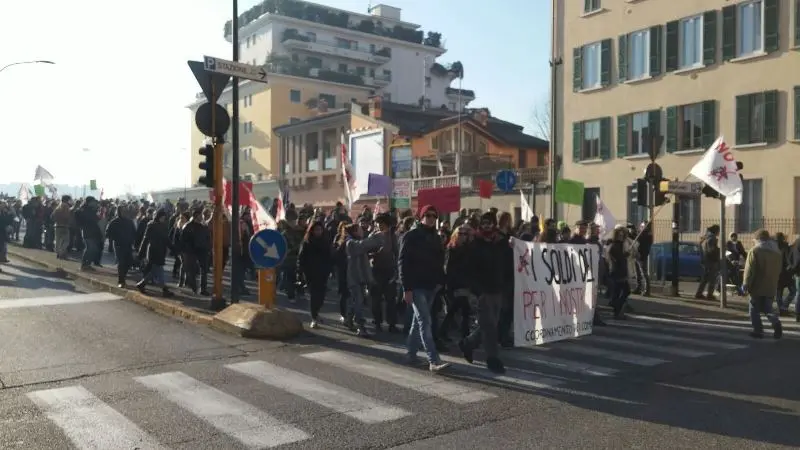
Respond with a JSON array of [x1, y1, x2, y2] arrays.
[[0, 60, 55, 73]]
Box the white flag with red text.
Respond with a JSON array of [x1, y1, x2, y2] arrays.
[[689, 136, 743, 206], [243, 183, 277, 231]]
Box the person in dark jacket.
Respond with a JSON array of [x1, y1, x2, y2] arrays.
[[607, 226, 631, 319], [136, 209, 174, 297], [105, 205, 137, 287], [77, 197, 103, 271], [298, 220, 332, 328], [634, 222, 653, 296], [181, 208, 212, 296], [458, 212, 508, 374], [439, 225, 473, 342], [398, 205, 450, 372], [370, 213, 399, 332], [696, 224, 720, 300]]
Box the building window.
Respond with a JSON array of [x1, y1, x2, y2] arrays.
[[737, 1, 764, 57], [289, 89, 301, 103], [425, 76, 431, 87], [678, 197, 701, 232], [356, 66, 366, 76], [631, 112, 652, 155], [618, 110, 662, 158], [289, 117, 301, 123], [735, 179, 763, 232], [242, 148, 253, 160], [679, 15, 703, 68], [477, 139, 488, 154], [573, 117, 610, 162], [335, 37, 351, 49], [319, 93, 336, 108], [243, 95, 253, 107], [582, 187, 600, 222], [307, 133, 319, 172], [338, 63, 348, 73], [584, 0, 601, 13], [794, 86, 800, 140], [307, 57, 322, 68], [626, 184, 647, 227], [536, 151, 547, 167], [665, 101, 716, 152], [628, 29, 650, 80], [580, 42, 602, 89], [679, 103, 704, 150], [246, 36, 251, 48], [324, 138, 336, 170], [382, 69, 392, 81], [243, 122, 253, 134], [382, 93, 391, 102], [735, 90, 778, 145]]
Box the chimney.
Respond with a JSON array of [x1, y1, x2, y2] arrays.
[[368, 95, 382, 119]]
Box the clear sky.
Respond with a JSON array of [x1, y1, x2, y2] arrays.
[[0, 0, 550, 197]]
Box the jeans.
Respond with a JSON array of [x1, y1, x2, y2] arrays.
[[0, 240, 7, 261], [406, 288, 441, 364], [696, 262, 719, 297], [54, 227, 69, 258], [142, 264, 165, 287], [610, 278, 631, 315], [348, 284, 367, 326], [749, 295, 780, 334]]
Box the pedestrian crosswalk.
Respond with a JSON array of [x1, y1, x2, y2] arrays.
[[13, 315, 797, 448], [0, 292, 122, 309]]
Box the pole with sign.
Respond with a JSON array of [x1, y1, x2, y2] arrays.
[[248, 229, 287, 308]]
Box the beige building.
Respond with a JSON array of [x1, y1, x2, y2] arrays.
[[555, 0, 800, 240]]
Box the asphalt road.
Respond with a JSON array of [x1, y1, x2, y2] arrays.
[[1, 258, 799, 449]]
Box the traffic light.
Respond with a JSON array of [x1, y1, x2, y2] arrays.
[[633, 178, 648, 206], [654, 178, 668, 206], [198, 144, 215, 188]]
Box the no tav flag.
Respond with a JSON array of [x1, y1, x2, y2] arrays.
[[689, 136, 743, 206]]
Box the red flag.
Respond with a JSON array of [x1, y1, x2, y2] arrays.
[[241, 183, 277, 231], [478, 179, 493, 199], [223, 179, 253, 207]]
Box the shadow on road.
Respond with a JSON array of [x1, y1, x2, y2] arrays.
[[0, 263, 76, 292]]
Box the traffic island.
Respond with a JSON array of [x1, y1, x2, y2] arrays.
[[210, 303, 303, 339]]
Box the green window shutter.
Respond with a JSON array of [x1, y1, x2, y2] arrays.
[[573, 122, 583, 162], [572, 47, 583, 92], [721, 5, 737, 61], [665, 106, 678, 153], [795, 86, 800, 140], [618, 34, 629, 82], [584, 0, 591, 12], [763, 0, 779, 53], [763, 90, 779, 144], [665, 21, 679, 72], [600, 39, 612, 86], [617, 114, 629, 157], [702, 10, 718, 65], [795, 0, 800, 48], [649, 25, 663, 77], [701, 100, 717, 148], [648, 109, 662, 157], [735, 94, 752, 145], [599, 117, 612, 160]]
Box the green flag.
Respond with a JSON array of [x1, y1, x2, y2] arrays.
[[89, 180, 97, 190], [33, 184, 45, 197], [554, 178, 585, 206]]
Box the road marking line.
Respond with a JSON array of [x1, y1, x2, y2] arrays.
[[628, 315, 800, 337], [597, 324, 749, 349], [226, 360, 410, 424], [371, 344, 567, 389], [0, 292, 121, 309], [302, 350, 496, 404], [585, 335, 713, 357], [687, 316, 800, 331], [501, 349, 619, 376], [26, 386, 165, 450], [554, 343, 669, 366], [135, 371, 309, 448]]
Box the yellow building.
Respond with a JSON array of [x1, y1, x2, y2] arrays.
[[554, 0, 800, 240], [188, 76, 369, 184]]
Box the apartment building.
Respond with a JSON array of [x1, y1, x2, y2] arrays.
[[554, 0, 800, 235], [189, 1, 475, 184]]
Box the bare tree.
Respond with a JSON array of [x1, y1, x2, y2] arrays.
[[530, 95, 551, 141]]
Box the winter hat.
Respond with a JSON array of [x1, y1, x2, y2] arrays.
[[419, 205, 438, 217]]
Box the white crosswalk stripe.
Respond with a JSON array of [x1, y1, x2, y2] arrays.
[[0, 292, 122, 309], [135, 371, 310, 448]]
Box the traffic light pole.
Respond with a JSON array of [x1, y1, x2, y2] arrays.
[[229, 0, 241, 303], [211, 87, 226, 309], [671, 198, 680, 296]]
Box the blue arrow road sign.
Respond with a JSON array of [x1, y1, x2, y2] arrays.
[[248, 229, 287, 269], [495, 170, 517, 193]]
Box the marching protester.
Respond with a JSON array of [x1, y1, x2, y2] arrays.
[[742, 229, 783, 339], [105, 205, 136, 288], [298, 219, 332, 329]]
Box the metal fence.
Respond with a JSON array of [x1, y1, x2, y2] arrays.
[[647, 218, 797, 248]]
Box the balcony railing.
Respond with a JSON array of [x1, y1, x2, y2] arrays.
[[410, 167, 549, 195], [282, 29, 391, 64]]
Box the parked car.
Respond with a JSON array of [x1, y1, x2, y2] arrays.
[[650, 241, 704, 281]]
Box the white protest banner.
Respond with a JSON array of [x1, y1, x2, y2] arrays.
[[513, 238, 598, 346]]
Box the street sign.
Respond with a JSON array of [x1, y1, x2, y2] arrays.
[[644, 163, 663, 181], [249, 229, 287, 269], [188, 60, 231, 104], [204, 56, 267, 83], [659, 180, 702, 196], [195, 102, 231, 138], [495, 170, 517, 193]]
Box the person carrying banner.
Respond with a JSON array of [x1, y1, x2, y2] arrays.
[[458, 212, 508, 374]]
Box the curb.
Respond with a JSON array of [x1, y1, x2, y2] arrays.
[[7, 247, 214, 326]]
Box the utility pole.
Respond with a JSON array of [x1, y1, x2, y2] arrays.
[[719, 197, 728, 309], [548, 57, 561, 220], [230, 0, 241, 303]]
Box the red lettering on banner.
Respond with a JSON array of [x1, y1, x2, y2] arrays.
[[716, 141, 735, 161], [558, 286, 586, 317], [522, 290, 546, 319]]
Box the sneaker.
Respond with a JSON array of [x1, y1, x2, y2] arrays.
[[429, 361, 451, 373], [773, 322, 783, 340], [309, 320, 318, 329], [356, 328, 369, 338]]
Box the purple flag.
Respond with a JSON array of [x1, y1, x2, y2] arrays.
[[367, 173, 392, 196]]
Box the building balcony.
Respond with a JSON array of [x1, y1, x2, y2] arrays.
[[364, 73, 391, 86], [410, 167, 549, 196], [445, 87, 476, 101], [267, 57, 369, 87], [282, 29, 391, 65]]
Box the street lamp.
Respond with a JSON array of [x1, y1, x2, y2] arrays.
[[0, 60, 55, 73]]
